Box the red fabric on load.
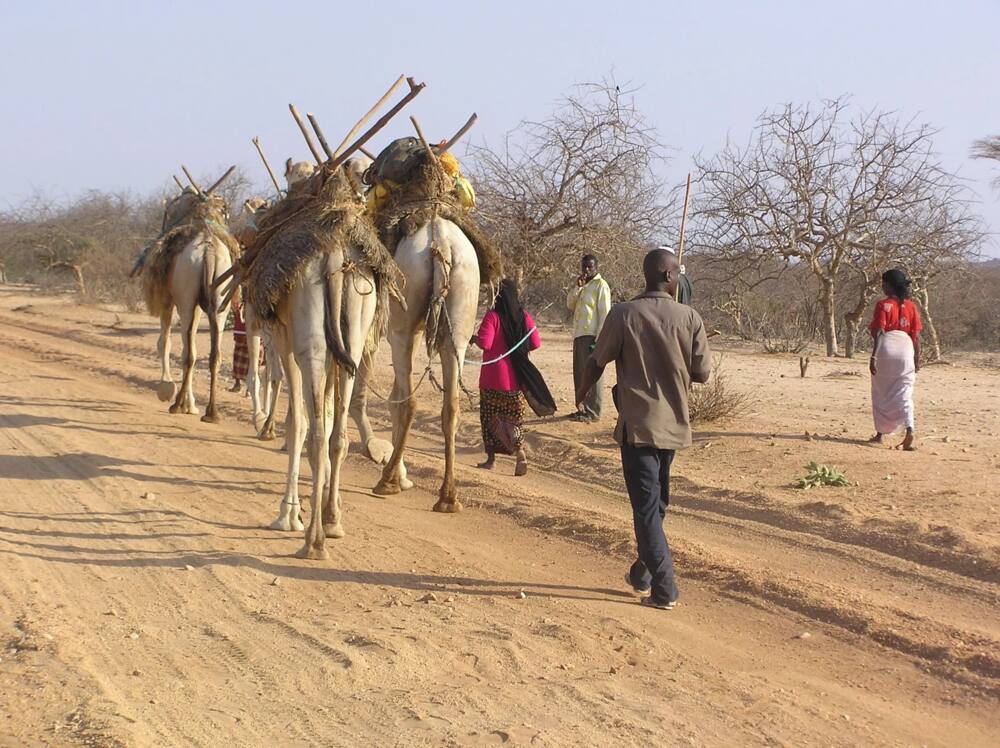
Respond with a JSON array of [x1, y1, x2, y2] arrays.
[[869, 297, 922, 345], [475, 310, 541, 391]]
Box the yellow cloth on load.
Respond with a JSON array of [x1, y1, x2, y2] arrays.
[[453, 174, 475, 211], [439, 151, 460, 176], [366, 168, 476, 214], [366, 180, 398, 213]]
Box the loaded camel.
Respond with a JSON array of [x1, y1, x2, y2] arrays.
[[366, 115, 503, 513], [223, 78, 421, 556], [140, 166, 239, 422]]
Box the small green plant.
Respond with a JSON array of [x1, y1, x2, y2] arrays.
[[796, 462, 849, 490]]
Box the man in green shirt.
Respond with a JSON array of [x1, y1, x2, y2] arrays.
[[566, 254, 612, 422]]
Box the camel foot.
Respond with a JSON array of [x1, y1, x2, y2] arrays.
[[363, 437, 393, 466], [258, 429, 276, 442], [253, 412, 267, 432], [400, 476, 414, 491], [433, 499, 463, 514], [373, 478, 402, 496], [200, 411, 220, 424], [296, 544, 329, 561], [157, 381, 177, 402], [323, 523, 345, 539], [268, 513, 304, 532], [168, 402, 181, 414]]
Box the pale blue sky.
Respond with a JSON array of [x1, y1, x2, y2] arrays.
[[2, 0, 998, 254]]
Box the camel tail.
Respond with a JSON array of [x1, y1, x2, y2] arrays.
[[199, 239, 219, 318], [323, 251, 357, 378]]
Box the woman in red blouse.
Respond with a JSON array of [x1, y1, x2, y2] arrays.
[[868, 269, 922, 450], [471, 280, 543, 475]]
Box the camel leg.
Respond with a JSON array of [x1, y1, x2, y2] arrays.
[[201, 307, 224, 423], [269, 338, 304, 532], [258, 373, 281, 441], [156, 306, 177, 402], [434, 347, 463, 513], [297, 352, 332, 561], [170, 306, 201, 415], [350, 355, 393, 465], [373, 330, 419, 495], [248, 330, 265, 429], [323, 367, 351, 539]]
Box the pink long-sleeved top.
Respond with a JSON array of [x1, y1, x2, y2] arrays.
[[475, 310, 541, 391]]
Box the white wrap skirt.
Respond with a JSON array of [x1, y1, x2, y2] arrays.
[[871, 330, 916, 434]]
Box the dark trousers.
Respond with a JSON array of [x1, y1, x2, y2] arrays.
[[572, 336, 602, 417], [621, 442, 679, 602]]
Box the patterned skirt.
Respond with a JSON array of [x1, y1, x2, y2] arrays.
[[232, 334, 264, 380], [479, 389, 525, 455]]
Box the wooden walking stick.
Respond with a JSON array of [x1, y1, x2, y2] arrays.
[[332, 74, 406, 158], [205, 165, 236, 196], [172, 175, 186, 193], [252, 136, 284, 198], [306, 113, 335, 160], [675, 172, 691, 302], [181, 165, 204, 195], [289, 104, 324, 165], [440, 113, 478, 154]]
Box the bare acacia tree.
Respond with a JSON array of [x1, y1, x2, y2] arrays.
[[693, 97, 964, 356], [469, 79, 673, 293], [971, 135, 1000, 189]]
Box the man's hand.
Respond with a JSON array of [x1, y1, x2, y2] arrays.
[[576, 274, 587, 288], [869, 356, 877, 376], [914, 357, 920, 374]]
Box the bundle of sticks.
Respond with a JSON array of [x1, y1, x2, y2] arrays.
[[216, 74, 480, 311], [214, 75, 427, 306]]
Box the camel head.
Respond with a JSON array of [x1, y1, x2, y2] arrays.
[[284, 158, 316, 188], [343, 154, 373, 201], [243, 197, 269, 215]]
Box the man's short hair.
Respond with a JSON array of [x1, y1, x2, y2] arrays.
[[581, 254, 598, 265]]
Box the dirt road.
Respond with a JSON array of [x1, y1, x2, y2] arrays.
[[1, 287, 998, 746]]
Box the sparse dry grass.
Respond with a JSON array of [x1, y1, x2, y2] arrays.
[[689, 355, 753, 423]]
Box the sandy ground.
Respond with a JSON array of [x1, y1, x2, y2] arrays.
[[0, 284, 998, 747]]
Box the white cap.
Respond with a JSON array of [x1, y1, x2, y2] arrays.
[[656, 244, 676, 255]]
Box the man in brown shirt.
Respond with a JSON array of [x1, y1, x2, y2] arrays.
[[576, 249, 711, 609]]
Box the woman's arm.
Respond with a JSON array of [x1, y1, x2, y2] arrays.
[[870, 330, 882, 376], [913, 336, 921, 373], [475, 311, 497, 350], [524, 311, 541, 351]]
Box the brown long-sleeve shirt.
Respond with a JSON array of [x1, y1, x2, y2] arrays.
[[591, 291, 711, 450]]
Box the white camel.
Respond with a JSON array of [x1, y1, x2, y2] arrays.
[[148, 190, 235, 423], [372, 217, 480, 512], [244, 162, 392, 558]]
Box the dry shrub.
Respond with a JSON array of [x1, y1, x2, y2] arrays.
[[689, 355, 752, 424]]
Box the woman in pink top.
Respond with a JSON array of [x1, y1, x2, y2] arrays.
[[472, 280, 542, 475]]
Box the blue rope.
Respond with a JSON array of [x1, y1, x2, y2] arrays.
[[465, 326, 537, 367]]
